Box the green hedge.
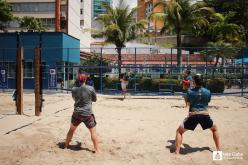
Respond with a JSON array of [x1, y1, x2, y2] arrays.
[[206, 78, 225, 93], [204, 73, 242, 79], [88, 77, 225, 93], [92, 77, 120, 90]]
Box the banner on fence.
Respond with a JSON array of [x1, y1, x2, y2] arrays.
[[0, 66, 8, 88], [48, 68, 57, 88]]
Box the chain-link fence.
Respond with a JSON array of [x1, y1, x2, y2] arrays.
[[0, 47, 248, 96]]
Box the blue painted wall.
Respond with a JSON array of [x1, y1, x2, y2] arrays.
[[42, 32, 63, 67], [0, 32, 80, 89], [0, 33, 17, 61], [19, 32, 40, 60], [62, 33, 80, 63]]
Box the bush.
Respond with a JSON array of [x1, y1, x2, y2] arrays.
[[206, 78, 225, 93], [93, 77, 122, 90], [157, 79, 182, 92], [161, 74, 179, 79], [225, 73, 242, 79], [137, 78, 181, 92], [138, 78, 154, 91], [91, 77, 183, 92]]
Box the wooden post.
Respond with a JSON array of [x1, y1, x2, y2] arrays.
[[34, 47, 41, 116], [17, 47, 23, 115]]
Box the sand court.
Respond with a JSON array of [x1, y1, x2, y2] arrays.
[[0, 93, 248, 165]]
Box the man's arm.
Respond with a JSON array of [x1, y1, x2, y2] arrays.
[[72, 87, 76, 101], [185, 91, 190, 105]]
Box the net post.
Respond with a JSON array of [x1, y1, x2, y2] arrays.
[[241, 48, 244, 97], [134, 47, 137, 93], [100, 48, 103, 93], [34, 47, 41, 116], [16, 47, 23, 115], [67, 48, 69, 94]]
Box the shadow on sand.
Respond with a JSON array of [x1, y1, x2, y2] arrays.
[[171, 105, 185, 108], [105, 97, 125, 101], [105, 97, 166, 100], [166, 140, 212, 155], [57, 141, 95, 153]]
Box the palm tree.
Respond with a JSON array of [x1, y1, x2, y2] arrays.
[[206, 41, 236, 77], [208, 12, 242, 46], [151, 0, 214, 71], [92, 0, 147, 76]]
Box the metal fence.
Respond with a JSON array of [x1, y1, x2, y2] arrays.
[[0, 47, 248, 97]]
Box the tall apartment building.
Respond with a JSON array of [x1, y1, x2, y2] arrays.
[[80, 0, 91, 48], [137, 0, 164, 33], [6, 0, 91, 48], [92, 0, 112, 18], [91, 0, 112, 30]]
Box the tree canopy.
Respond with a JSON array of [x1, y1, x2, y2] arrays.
[[151, 0, 213, 68], [0, 0, 13, 30], [19, 16, 47, 32], [80, 55, 111, 74], [204, 0, 248, 46], [208, 12, 241, 46]]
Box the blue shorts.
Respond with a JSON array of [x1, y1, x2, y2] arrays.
[[181, 114, 213, 130]]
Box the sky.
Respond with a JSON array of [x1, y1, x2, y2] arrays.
[[113, 0, 137, 8]]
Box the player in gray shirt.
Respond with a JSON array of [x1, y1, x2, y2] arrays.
[[65, 73, 99, 153], [72, 83, 96, 116]]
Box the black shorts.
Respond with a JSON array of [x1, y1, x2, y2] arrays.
[[181, 114, 213, 131], [71, 112, 97, 129]]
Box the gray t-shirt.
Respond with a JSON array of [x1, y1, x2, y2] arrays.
[[72, 85, 97, 116]]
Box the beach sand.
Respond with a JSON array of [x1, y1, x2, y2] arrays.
[[0, 92, 248, 165]]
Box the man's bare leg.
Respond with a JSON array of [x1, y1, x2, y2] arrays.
[[65, 123, 77, 148], [210, 125, 221, 151], [183, 97, 187, 107], [89, 127, 100, 153], [175, 126, 188, 154]]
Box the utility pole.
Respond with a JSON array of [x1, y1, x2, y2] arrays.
[[56, 0, 61, 32]]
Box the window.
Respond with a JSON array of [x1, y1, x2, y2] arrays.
[[24, 61, 33, 78], [80, 9, 83, 15], [11, 2, 56, 12], [0, 61, 49, 79], [0, 61, 16, 78], [40, 18, 56, 28], [8, 62, 16, 78], [41, 62, 47, 79], [145, 2, 153, 18], [56, 62, 64, 82], [8, 20, 20, 28], [80, 20, 84, 26]]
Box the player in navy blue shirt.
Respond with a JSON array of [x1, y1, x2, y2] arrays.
[[175, 74, 220, 154]]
